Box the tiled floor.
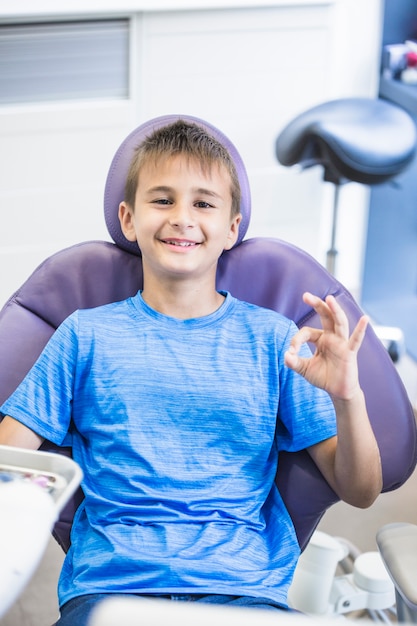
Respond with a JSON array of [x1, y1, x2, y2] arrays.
[[2, 357, 417, 626]]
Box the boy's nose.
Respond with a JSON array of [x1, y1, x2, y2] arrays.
[[169, 203, 195, 228]]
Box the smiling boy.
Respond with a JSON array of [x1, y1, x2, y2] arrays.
[[119, 147, 241, 319], [0, 119, 382, 625]]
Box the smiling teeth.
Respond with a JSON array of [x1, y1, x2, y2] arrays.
[[166, 241, 195, 246]]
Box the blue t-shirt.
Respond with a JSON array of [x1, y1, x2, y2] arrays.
[[1, 291, 336, 607]]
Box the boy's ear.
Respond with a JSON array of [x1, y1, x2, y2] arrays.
[[224, 213, 242, 251], [118, 202, 137, 242]]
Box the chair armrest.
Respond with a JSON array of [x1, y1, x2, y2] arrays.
[[377, 523, 417, 616]]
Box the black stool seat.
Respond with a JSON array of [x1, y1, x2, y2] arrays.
[[275, 97, 416, 185]]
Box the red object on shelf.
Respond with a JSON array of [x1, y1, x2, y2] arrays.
[[406, 51, 417, 67]]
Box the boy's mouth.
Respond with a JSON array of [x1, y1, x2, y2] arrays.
[[161, 239, 200, 247]]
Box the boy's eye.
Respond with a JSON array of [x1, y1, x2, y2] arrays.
[[195, 201, 213, 209], [152, 198, 172, 205]]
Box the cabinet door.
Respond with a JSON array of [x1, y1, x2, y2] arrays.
[[0, 18, 136, 306]]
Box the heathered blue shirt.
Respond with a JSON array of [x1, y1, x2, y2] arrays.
[[0, 291, 336, 607]]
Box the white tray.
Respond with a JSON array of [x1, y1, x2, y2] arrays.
[[0, 444, 82, 513]]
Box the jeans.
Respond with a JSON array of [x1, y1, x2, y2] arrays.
[[55, 593, 290, 625]]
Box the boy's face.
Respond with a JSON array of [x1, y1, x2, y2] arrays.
[[119, 154, 241, 285]]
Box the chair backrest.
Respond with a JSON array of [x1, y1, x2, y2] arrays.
[[1, 116, 416, 553]]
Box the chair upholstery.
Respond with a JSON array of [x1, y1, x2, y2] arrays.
[[0, 115, 416, 554]]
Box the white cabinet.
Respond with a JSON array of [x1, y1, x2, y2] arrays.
[[0, 0, 383, 306]]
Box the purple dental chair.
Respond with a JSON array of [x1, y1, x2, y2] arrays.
[[0, 114, 416, 556]]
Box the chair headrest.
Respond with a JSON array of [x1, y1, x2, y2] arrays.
[[104, 114, 251, 256]]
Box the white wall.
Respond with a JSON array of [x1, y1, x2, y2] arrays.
[[0, 0, 384, 307]]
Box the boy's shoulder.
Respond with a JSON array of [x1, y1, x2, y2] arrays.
[[64, 296, 134, 329], [81, 297, 131, 317]]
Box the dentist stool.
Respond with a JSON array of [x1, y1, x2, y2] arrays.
[[275, 97, 416, 274]]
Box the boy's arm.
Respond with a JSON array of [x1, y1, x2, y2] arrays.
[[284, 292, 382, 508], [0, 415, 44, 449], [307, 389, 382, 508]]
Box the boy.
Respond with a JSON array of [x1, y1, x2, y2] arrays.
[[0, 120, 382, 625]]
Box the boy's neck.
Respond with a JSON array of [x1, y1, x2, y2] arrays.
[[141, 280, 225, 320]]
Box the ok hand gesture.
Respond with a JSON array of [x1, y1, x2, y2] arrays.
[[284, 292, 369, 401]]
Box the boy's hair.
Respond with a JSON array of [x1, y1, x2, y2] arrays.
[[124, 120, 241, 217]]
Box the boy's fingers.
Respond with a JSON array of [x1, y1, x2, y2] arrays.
[[288, 326, 322, 352], [348, 315, 369, 352], [290, 296, 368, 360], [284, 347, 308, 374], [303, 292, 349, 337], [303, 292, 335, 329], [325, 295, 350, 338]]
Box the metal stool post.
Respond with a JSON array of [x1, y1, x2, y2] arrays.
[[327, 183, 341, 275]]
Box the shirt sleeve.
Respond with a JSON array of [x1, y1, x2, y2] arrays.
[[0, 312, 80, 446], [276, 320, 337, 452]]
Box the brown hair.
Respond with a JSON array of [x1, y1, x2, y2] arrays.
[[124, 120, 241, 217]]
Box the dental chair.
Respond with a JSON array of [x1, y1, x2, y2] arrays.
[[0, 114, 416, 617]]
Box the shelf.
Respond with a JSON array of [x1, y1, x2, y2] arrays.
[[380, 76, 417, 117]]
